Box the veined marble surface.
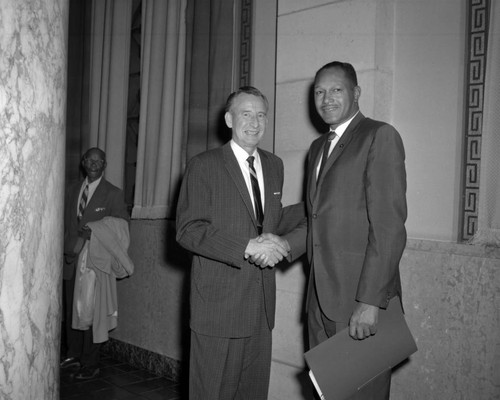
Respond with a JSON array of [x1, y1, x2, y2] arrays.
[[395, 239, 500, 400], [103, 338, 182, 382], [0, 0, 68, 399]]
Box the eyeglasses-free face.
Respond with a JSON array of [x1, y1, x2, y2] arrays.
[[83, 158, 105, 167], [81, 149, 107, 182]]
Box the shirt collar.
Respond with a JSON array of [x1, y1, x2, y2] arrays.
[[85, 176, 102, 190], [230, 140, 260, 164], [331, 110, 359, 138]]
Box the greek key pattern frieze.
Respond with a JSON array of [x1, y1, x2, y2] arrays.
[[239, 0, 252, 87], [461, 0, 489, 241]]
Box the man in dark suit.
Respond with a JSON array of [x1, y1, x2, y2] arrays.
[[176, 86, 296, 400], [61, 147, 129, 379], [289, 61, 407, 399]]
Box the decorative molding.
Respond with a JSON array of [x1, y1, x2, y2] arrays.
[[239, 0, 252, 86], [102, 338, 183, 382], [460, 0, 489, 241]]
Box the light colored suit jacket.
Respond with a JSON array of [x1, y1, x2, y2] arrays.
[[176, 142, 286, 338], [288, 112, 407, 322]]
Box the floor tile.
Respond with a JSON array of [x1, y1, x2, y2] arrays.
[[60, 356, 182, 399], [121, 377, 174, 394], [141, 385, 182, 400]]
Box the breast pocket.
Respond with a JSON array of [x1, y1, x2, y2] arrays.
[[265, 188, 283, 226]]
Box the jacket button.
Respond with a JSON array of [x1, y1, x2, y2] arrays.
[[312, 214, 317, 219]]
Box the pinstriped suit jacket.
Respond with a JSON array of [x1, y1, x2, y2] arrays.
[[176, 142, 285, 338]]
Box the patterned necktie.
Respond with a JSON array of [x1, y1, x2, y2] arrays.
[[78, 183, 89, 221], [247, 156, 264, 234], [317, 130, 336, 180]]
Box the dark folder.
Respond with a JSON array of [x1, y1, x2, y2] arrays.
[[304, 299, 417, 400]]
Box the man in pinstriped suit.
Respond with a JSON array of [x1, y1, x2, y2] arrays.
[[176, 86, 304, 400]]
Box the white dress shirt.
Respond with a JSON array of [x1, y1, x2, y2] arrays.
[[230, 140, 265, 214], [76, 176, 102, 216], [316, 111, 359, 179]]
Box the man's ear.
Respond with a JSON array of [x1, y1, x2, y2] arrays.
[[224, 111, 233, 128], [354, 85, 361, 103]]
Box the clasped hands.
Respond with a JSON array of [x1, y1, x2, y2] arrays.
[[244, 233, 290, 268]]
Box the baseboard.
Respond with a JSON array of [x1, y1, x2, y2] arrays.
[[101, 338, 183, 382]]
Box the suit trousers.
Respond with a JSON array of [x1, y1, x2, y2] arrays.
[[63, 273, 101, 368], [307, 280, 391, 400], [189, 295, 272, 400]]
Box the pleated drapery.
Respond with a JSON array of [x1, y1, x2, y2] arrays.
[[88, 0, 133, 188], [131, 0, 187, 219]]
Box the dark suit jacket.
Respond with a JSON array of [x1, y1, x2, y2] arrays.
[[176, 142, 289, 338], [288, 112, 407, 322], [63, 178, 129, 280]]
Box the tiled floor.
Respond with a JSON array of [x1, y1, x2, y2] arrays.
[[60, 355, 185, 399]]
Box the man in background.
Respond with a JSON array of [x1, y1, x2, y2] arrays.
[[61, 147, 129, 380]]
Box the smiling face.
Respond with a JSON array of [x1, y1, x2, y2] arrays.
[[225, 93, 268, 154], [82, 148, 107, 183], [314, 67, 361, 130]]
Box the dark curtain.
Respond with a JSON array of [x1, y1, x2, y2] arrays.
[[66, 0, 247, 187], [183, 0, 240, 165], [65, 0, 92, 183]]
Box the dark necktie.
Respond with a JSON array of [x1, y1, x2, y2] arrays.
[[247, 156, 264, 234], [317, 130, 336, 180], [78, 183, 89, 221]]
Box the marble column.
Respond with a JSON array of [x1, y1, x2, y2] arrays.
[[0, 0, 68, 398]]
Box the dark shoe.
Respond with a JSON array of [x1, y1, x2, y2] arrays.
[[60, 357, 80, 369], [74, 366, 100, 380]]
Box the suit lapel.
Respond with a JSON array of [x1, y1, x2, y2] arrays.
[[311, 112, 366, 198], [81, 179, 106, 225], [222, 144, 257, 227]]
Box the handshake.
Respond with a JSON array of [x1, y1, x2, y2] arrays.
[[244, 233, 290, 268]]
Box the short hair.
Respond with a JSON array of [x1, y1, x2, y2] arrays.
[[315, 61, 358, 87], [83, 147, 106, 161], [224, 86, 269, 113]]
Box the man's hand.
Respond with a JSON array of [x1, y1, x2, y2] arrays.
[[257, 233, 290, 253], [251, 233, 291, 267], [78, 225, 92, 240], [349, 302, 379, 340], [73, 225, 91, 254], [245, 236, 289, 268]]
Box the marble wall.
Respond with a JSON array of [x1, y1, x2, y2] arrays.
[[394, 240, 500, 399], [0, 0, 68, 398]]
